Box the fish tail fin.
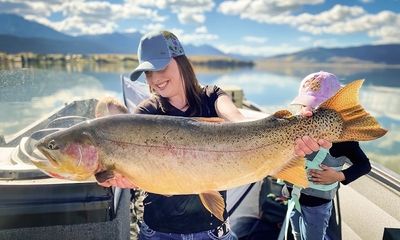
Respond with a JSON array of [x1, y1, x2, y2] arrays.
[[319, 79, 387, 141], [273, 156, 308, 188]]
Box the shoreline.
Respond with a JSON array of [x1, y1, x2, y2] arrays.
[[0, 52, 254, 69]]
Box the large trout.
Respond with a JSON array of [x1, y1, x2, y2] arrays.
[[32, 80, 387, 221]]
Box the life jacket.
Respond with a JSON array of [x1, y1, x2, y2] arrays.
[[301, 148, 347, 200]]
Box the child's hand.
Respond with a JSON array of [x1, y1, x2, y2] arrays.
[[308, 164, 345, 184]]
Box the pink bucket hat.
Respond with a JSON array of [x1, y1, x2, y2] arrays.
[[291, 71, 341, 108]]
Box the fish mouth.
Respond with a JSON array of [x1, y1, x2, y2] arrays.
[[38, 148, 60, 167]]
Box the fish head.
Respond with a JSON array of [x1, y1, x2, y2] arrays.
[[34, 126, 99, 181]]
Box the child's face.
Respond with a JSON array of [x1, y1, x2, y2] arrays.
[[290, 104, 314, 116]]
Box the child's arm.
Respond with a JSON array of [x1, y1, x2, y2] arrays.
[[329, 141, 371, 185]]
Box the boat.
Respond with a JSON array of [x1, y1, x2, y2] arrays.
[[0, 76, 399, 240], [0, 99, 131, 240]]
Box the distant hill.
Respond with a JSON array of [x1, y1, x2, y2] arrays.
[[184, 44, 226, 56], [79, 32, 142, 54], [2, 13, 400, 64], [0, 13, 71, 40], [264, 45, 400, 65], [0, 13, 226, 56], [0, 34, 109, 54]]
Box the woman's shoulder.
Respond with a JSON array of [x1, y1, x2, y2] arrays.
[[201, 85, 226, 98], [134, 96, 160, 114]]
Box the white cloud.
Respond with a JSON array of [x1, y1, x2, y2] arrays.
[[177, 27, 219, 45], [243, 36, 268, 44], [129, 0, 215, 25], [0, 0, 63, 16], [195, 26, 208, 34], [299, 36, 312, 42], [216, 43, 301, 57], [168, 0, 215, 25], [0, 0, 165, 35], [0, 0, 215, 35], [218, 2, 400, 44], [310, 38, 340, 47], [369, 26, 400, 44], [142, 23, 165, 33], [177, 10, 206, 24], [124, 0, 167, 8], [218, 0, 324, 17]]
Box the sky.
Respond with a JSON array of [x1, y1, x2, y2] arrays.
[[1, 0, 400, 57]]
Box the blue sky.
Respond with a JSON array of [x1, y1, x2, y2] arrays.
[[1, 0, 400, 56]]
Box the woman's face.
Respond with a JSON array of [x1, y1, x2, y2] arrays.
[[145, 58, 184, 99]]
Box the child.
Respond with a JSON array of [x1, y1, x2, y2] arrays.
[[286, 71, 372, 240]]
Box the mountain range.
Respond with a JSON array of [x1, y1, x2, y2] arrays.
[[0, 14, 225, 56], [264, 45, 400, 65], [1, 13, 400, 64]]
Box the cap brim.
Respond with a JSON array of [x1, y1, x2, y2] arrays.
[[290, 95, 319, 108], [129, 58, 170, 81]]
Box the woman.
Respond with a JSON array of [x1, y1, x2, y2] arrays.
[[98, 30, 330, 239]]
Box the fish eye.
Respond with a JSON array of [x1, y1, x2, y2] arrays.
[[47, 140, 59, 150]]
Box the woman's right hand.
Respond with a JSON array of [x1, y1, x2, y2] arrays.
[[97, 172, 138, 189]]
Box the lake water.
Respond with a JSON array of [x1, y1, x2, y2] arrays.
[[0, 63, 399, 175]]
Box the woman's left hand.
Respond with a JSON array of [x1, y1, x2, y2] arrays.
[[308, 164, 345, 184], [294, 136, 332, 156], [294, 106, 332, 156]]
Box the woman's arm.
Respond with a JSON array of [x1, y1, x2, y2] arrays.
[[215, 94, 246, 122]]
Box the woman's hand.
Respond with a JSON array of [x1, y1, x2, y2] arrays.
[[294, 106, 332, 156], [308, 164, 345, 184], [97, 172, 138, 189], [294, 136, 332, 156]]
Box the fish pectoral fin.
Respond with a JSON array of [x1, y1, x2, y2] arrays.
[[95, 170, 114, 183], [273, 156, 308, 188], [273, 110, 293, 119], [199, 191, 225, 221], [191, 117, 225, 123]]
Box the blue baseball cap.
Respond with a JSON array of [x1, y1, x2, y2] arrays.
[[129, 30, 185, 81]]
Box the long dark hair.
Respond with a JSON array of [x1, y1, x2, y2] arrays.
[[174, 55, 202, 116]]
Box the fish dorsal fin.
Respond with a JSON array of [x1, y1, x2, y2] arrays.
[[273, 110, 293, 119], [192, 117, 225, 123], [319, 79, 387, 141], [199, 191, 225, 221], [273, 156, 308, 188]]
